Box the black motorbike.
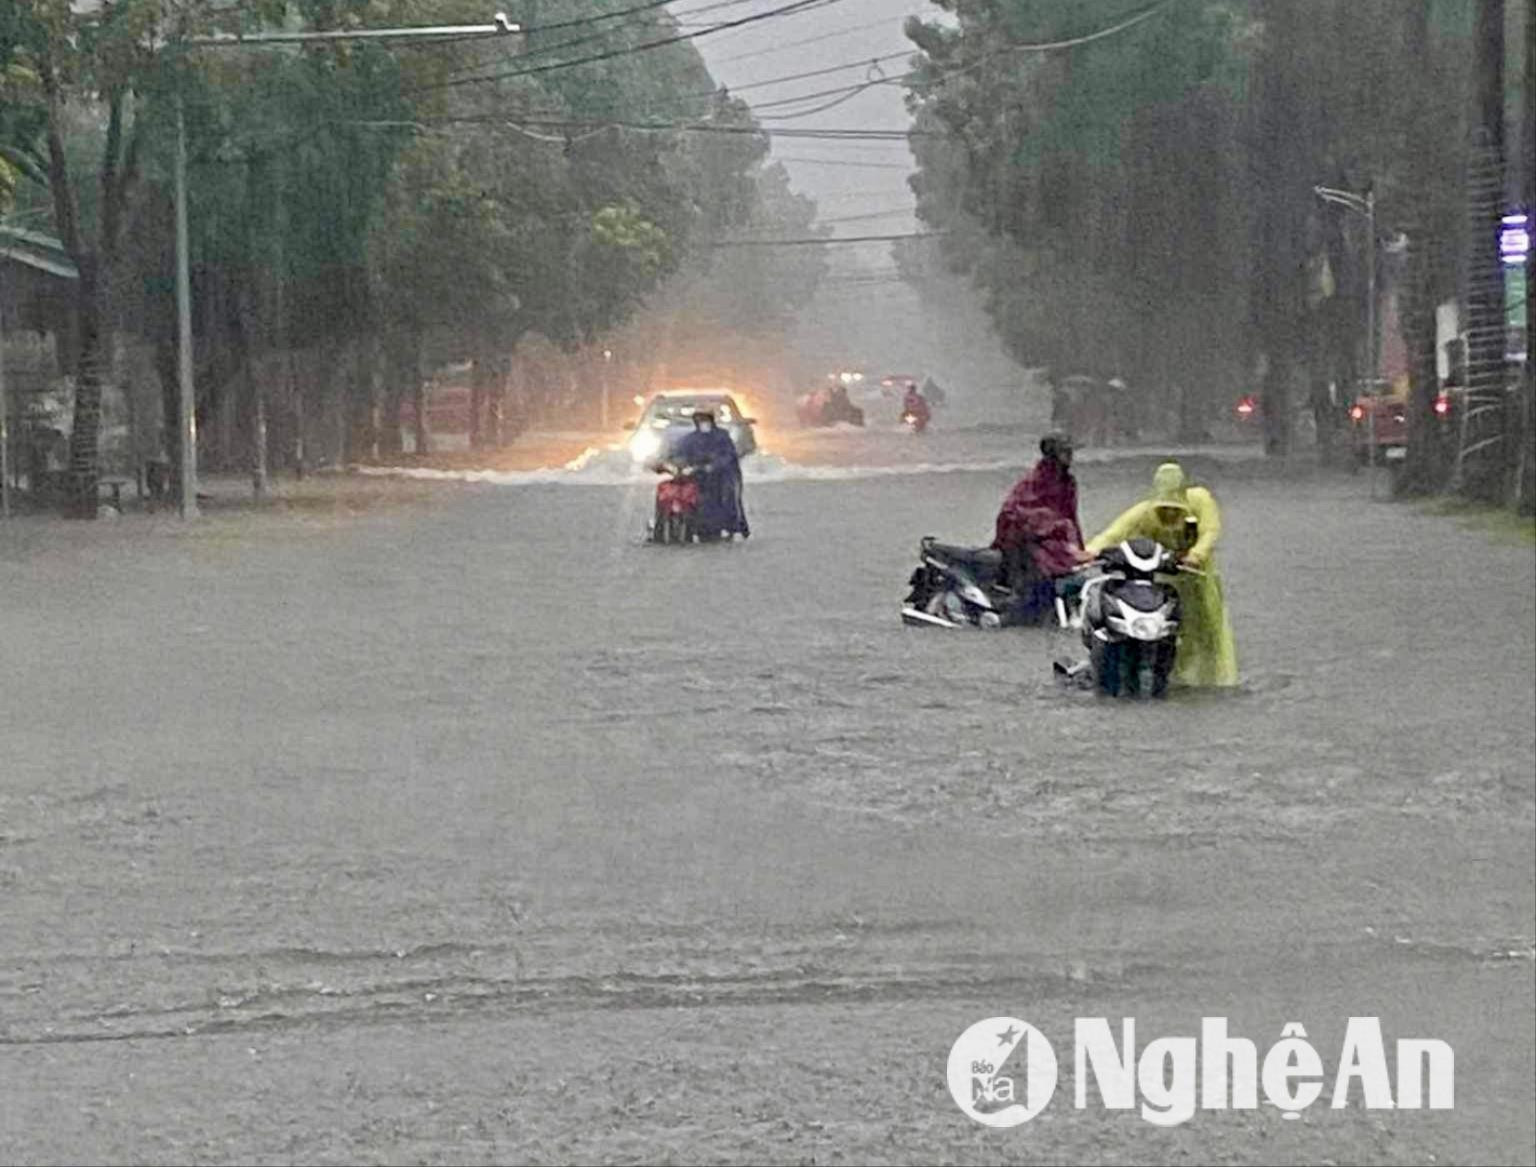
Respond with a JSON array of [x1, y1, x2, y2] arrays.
[[902, 535, 1051, 629]]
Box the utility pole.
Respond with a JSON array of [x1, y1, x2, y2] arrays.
[[1315, 183, 1381, 497], [0, 272, 8, 520], [175, 92, 198, 519]]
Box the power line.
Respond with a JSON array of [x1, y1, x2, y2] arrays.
[[711, 231, 941, 246], [403, 113, 923, 139], [716, 15, 911, 62], [413, 0, 847, 94], [775, 155, 912, 169], [814, 205, 915, 224]]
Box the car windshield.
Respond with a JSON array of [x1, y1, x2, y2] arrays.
[[647, 398, 736, 423]]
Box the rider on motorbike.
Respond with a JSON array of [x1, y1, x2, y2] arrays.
[[901, 384, 931, 430], [667, 409, 750, 540], [991, 432, 1086, 624]]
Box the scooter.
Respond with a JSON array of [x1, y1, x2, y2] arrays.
[[901, 536, 1013, 628], [648, 461, 700, 544], [1063, 537, 1186, 697]]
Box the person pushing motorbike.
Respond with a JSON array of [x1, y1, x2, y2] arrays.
[[1083, 461, 1237, 686]]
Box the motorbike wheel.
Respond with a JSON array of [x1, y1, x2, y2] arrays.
[[1093, 641, 1128, 696], [1150, 641, 1176, 698], [663, 514, 687, 544], [1120, 642, 1148, 697]]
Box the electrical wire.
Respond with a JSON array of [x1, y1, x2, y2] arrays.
[[412, 0, 848, 94], [710, 231, 940, 246]]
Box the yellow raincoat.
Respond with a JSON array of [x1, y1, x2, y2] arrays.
[[1085, 463, 1239, 688]]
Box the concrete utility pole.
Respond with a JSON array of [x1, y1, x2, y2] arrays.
[[173, 13, 521, 517], [174, 93, 198, 518], [1315, 183, 1380, 497]]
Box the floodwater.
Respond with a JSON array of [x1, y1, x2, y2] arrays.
[[1, 428, 1532, 1163]]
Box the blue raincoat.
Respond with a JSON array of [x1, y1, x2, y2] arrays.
[[672, 425, 750, 539]]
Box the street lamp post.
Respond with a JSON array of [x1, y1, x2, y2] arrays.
[[173, 13, 520, 517], [1315, 183, 1379, 496]]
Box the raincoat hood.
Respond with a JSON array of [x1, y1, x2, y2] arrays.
[[1152, 462, 1188, 502]]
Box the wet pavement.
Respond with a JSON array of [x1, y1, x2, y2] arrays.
[[1, 433, 1532, 1163]]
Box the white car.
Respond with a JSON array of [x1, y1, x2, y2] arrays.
[[626, 391, 759, 463]]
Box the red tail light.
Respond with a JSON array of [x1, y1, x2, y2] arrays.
[[1433, 395, 1451, 417], [1349, 404, 1365, 422], [1236, 397, 1255, 417]]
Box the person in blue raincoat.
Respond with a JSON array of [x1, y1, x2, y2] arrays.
[[669, 409, 750, 540]]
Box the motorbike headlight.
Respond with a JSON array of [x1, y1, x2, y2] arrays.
[[1130, 616, 1163, 641]]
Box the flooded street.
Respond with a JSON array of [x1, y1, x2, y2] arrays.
[[1, 437, 1532, 1164]]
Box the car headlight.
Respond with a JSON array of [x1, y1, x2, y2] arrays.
[[629, 428, 663, 461]]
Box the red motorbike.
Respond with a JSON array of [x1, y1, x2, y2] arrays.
[[650, 462, 700, 544]]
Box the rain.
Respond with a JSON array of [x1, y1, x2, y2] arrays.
[[1, 0, 1533, 1162]]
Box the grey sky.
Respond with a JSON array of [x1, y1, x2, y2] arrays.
[[678, 0, 928, 233]]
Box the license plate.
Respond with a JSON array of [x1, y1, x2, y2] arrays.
[[1385, 446, 1407, 461]]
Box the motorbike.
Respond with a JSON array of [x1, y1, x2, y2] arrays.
[[900, 535, 1017, 629], [1066, 537, 1187, 697], [648, 461, 700, 544]]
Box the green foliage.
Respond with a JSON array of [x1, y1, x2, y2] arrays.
[[2, 0, 824, 473], [904, 0, 1476, 441]]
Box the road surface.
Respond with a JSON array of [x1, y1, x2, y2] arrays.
[[1, 431, 1532, 1164]]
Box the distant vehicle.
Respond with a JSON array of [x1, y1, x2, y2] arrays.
[[626, 391, 758, 463], [1347, 392, 1409, 464], [797, 384, 865, 427]]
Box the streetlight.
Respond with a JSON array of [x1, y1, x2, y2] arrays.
[[1314, 183, 1380, 494], [172, 12, 521, 517]]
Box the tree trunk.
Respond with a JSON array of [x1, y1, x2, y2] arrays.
[[156, 338, 179, 501], [65, 260, 106, 517], [1398, 1, 1444, 495], [469, 356, 490, 449], [411, 333, 429, 456], [378, 333, 411, 458]]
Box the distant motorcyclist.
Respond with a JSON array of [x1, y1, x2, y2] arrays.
[[901, 384, 931, 431], [991, 431, 1085, 623], [667, 409, 750, 540]]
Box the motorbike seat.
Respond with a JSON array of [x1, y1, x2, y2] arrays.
[[928, 542, 1003, 569]]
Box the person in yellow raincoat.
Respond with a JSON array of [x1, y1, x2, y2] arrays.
[[1083, 462, 1239, 687]]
